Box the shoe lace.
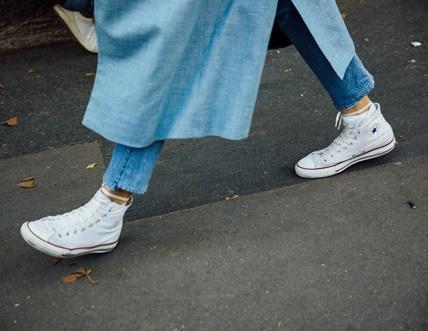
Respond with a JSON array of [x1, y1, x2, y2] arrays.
[[313, 112, 361, 165], [47, 195, 112, 237]]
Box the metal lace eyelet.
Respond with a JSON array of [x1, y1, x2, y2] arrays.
[[58, 234, 62, 238]]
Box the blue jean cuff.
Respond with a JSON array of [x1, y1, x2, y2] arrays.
[[335, 79, 375, 111]]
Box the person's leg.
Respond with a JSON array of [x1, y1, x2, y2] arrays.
[[276, 0, 374, 112], [20, 140, 164, 257], [103, 141, 165, 197], [276, 0, 395, 178]]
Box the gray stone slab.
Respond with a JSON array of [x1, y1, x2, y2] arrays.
[[1, 155, 427, 330]]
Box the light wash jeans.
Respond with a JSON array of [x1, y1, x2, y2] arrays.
[[103, 0, 374, 194]]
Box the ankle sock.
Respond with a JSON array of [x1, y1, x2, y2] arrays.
[[343, 102, 373, 117], [100, 184, 131, 204]]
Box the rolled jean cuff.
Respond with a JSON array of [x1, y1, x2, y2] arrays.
[[328, 55, 376, 111], [335, 78, 375, 111]]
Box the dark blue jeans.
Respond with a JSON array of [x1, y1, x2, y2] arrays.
[[62, 0, 93, 12], [276, 0, 374, 110]]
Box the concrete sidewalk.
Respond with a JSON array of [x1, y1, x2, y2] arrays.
[[0, 143, 427, 330]]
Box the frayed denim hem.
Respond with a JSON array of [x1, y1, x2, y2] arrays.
[[102, 178, 149, 195], [102, 141, 163, 195]]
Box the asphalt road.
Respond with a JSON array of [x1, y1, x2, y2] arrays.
[[0, 0, 427, 221], [1, 1, 428, 330]]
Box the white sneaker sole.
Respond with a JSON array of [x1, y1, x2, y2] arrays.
[[20, 222, 117, 258], [295, 137, 397, 179], [53, 5, 98, 54]]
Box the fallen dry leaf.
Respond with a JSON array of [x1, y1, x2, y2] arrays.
[[17, 176, 36, 189], [86, 162, 97, 169], [1, 117, 18, 126], [63, 267, 96, 284], [27, 68, 34, 74], [341, 12, 348, 19], [225, 194, 240, 201], [85, 72, 96, 77]]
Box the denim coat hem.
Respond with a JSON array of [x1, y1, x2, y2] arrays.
[[84, 0, 355, 148], [82, 114, 250, 148]]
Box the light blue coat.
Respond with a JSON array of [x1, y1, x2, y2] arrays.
[[83, 0, 355, 148]]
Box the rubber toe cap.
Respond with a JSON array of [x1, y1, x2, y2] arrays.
[[296, 153, 316, 170]]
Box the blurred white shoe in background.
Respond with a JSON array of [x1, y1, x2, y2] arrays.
[[53, 4, 98, 53]]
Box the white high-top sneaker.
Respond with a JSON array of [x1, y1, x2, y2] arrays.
[[295, 103, 396, 178], [53, 5, 98, 53], [20, 186, 132, 258]]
